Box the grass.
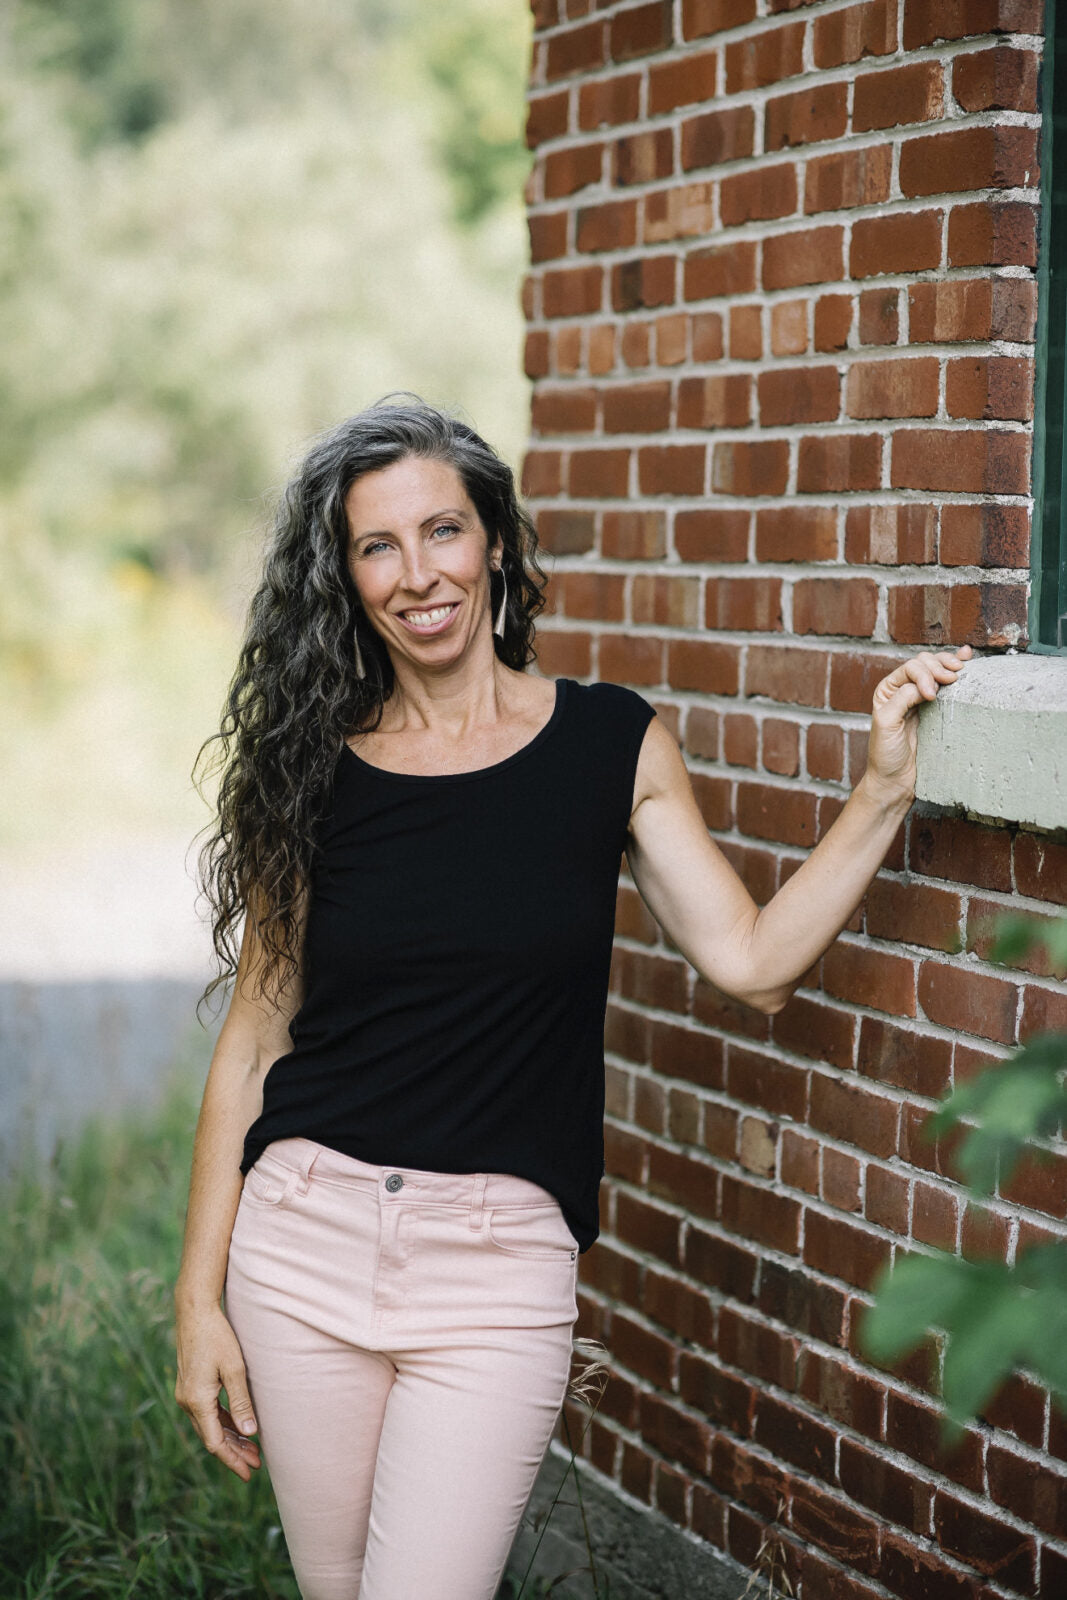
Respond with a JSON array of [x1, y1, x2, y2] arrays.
[[0, 1072, 300, 1598]]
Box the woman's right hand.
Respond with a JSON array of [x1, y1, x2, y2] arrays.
[[174, 1299, 262, 1482]]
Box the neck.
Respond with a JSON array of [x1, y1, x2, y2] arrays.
[[381, 636, 512, 735]]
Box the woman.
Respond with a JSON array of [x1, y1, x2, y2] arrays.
[[174, 396, 969, 1600]]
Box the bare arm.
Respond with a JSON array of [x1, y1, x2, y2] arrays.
[[173, 903, 305, 1480], [626, 647, 971, 1014]]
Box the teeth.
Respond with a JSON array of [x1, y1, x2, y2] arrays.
[[404, 605, 455, 626]]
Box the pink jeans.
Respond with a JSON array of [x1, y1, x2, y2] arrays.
[[224, 1137, 581, 1600]]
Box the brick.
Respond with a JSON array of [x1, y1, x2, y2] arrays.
[[908, 278, 992, 343], [840, 1438, 933, 1534], [810, 1074, 900, 1158], [912, 815, 1013, 893], [684, 240, 758, 300], [813, 0, 897, 67], [762, 717, 800, 778], [846, 504, 936, 565], [603, 380, 671, 433], [568, 447, 629, 497], [804, 145, 892, 214], [912, 1178, 959, 1250], [851, 211, 943, 278], [988, 1443, 1067, 1535], [934, 1489, 1036, 1589], [967, 897, 1067, 981], [729, 304, 762, 359], [523, 329, 550, 380], [535, 628, 592, 678], [545, 21, 605, 81], [682, 0, 758, 39], [902, 125, 1038, 199], [805, 723, 842, 783], [681, 105, 755, 171], [858, 286, 899, 346], [578, 72, 642, 131], [678, 1350, 757, 1436], [544, 144, 603, 200], [651, 1018, 725, 1088], [866, 879, 963, 954], [603, 509, 666, 558], [555, 323, 583, 373], [632, 573, 701, 628], [725, 22, 805, 92], [753, 1397, 838, 1479], [766, 83, 848, 152], [823, 1146, 861, 1211], [945, 356, 1033, 421], [526, 90, 569, 150], [675, 507, 748, 562], [737, 780, 817, 847], [918, 961, 1017, 1044], [639, 1391, 712, 1477], [655, 312, 688, 365], [621, 322, 651, 367], [770, 299, 808, 357], [532, 385, 597, 434], [648, 50, 718, 115], [1014, 831, 1067, 905], [522, 448, 564, 497], [536, 509, 596, 558], [947, 200, 1037, 269], [613, 1310, 676, 1387], [797, 1346, 885, 1437], [610, 1, 672, 62], [823, 941, 917, 1015], [557, 571, 626, 620], [829, 651, 902, 714], [543, 263, 603, 318], [939, 502, 1030, 567], [718, 1308, 798, 1389], [903, 0, 1043, 50], [667, 637, 740, 694], [638, 444, 705, 496], [725, 1042, 808, 1121], [866, 1163, 910, 1232], [1000, 1146, 1067, 1219], [576, 198, 637, 253], [885, 1390, 984, 1494], [847, 358, 939, 420], [706, 576, 783, 632], [646, 1264, 716, 1344], [799, 1551, 886, 1600], [781, 1127, 820, 1193], [746, 644, 829, 707], [683, 705, 720, 761], [678, 374, 752, 429], [720, 163, 798, 226], [759, 365, 840, 427], [763, 225, 845, 290], [599, 632, 664, 687], [960, 1198, 1011, 1262], [1020, 981, 1067, 1041], [759, 1259, 849, 1345], [804, 1209, 891, 1289], [794, 577, 879, 637], [797, 434, 882, 492], [982, 1373, 1047, 1448], [814, 293, 852, 351], [643, 181, 716, 243], [614, 128, 674, 187], [528, 210, 568, 263], [891, 429, 1029, 495], [722, 1172, 802, 1252], [691, 309, 724, 360], [711, 439, 790, 496], [854, 61, 944, 132], [863, 1016, 952, 1099], [953, 45, 1039, 113]]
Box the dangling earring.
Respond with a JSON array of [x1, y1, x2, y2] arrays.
[[493, 566, 507, 639], [353, 621, 367, 680]]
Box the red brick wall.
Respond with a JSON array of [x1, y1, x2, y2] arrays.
[[522, 3, 1067, 1596]]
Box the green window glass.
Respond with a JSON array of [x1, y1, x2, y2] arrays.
[[1032, 0, 1067, 648]]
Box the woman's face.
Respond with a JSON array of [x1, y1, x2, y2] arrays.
[[344, 455, 502, 675]]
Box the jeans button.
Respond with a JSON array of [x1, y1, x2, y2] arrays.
[[385, 1173, 404, 1193]]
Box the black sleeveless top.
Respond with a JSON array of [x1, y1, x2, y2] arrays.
[[240, 677, 657, 1252]]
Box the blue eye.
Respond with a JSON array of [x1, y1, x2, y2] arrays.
[[432, 523, 460, 538]]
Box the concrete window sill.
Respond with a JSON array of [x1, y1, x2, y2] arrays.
[[915, 654, 1067, 832]]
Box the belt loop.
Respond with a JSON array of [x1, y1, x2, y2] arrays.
[[294, 1141, 321, 1197], [470, 1173, 488, 1231]]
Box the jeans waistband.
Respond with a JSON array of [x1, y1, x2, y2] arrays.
[[254, 1137, 560, 1224]]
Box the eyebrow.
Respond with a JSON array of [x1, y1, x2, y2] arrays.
[[352, 507, 472, 543]]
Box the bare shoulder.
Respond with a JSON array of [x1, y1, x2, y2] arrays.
[[630, 715, 691, 819]]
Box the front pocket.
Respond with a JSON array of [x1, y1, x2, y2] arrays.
[[242, 1162, 290, 1207], [487, 1203, 579, 1261]]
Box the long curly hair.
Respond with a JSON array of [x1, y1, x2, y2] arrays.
[[194, 396, 547, 1014]]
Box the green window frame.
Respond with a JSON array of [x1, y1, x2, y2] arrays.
[[1032, 0, 1067, 649]]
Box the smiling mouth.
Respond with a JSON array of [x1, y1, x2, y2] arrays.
[[397, 602, 460, 635]]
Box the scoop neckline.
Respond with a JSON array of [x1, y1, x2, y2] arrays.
[[341, 677, 569, 784]]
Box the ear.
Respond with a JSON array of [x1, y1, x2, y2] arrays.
[[488, 534, 504, 571]]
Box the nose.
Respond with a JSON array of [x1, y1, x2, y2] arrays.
[[398, 540, 438, 597]]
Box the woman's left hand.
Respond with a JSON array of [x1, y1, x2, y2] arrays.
[[864, 645, 974, 804]]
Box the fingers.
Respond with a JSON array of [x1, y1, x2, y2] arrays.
[[220, 1364, 258, 1439], [877, 646, 972, 705]]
